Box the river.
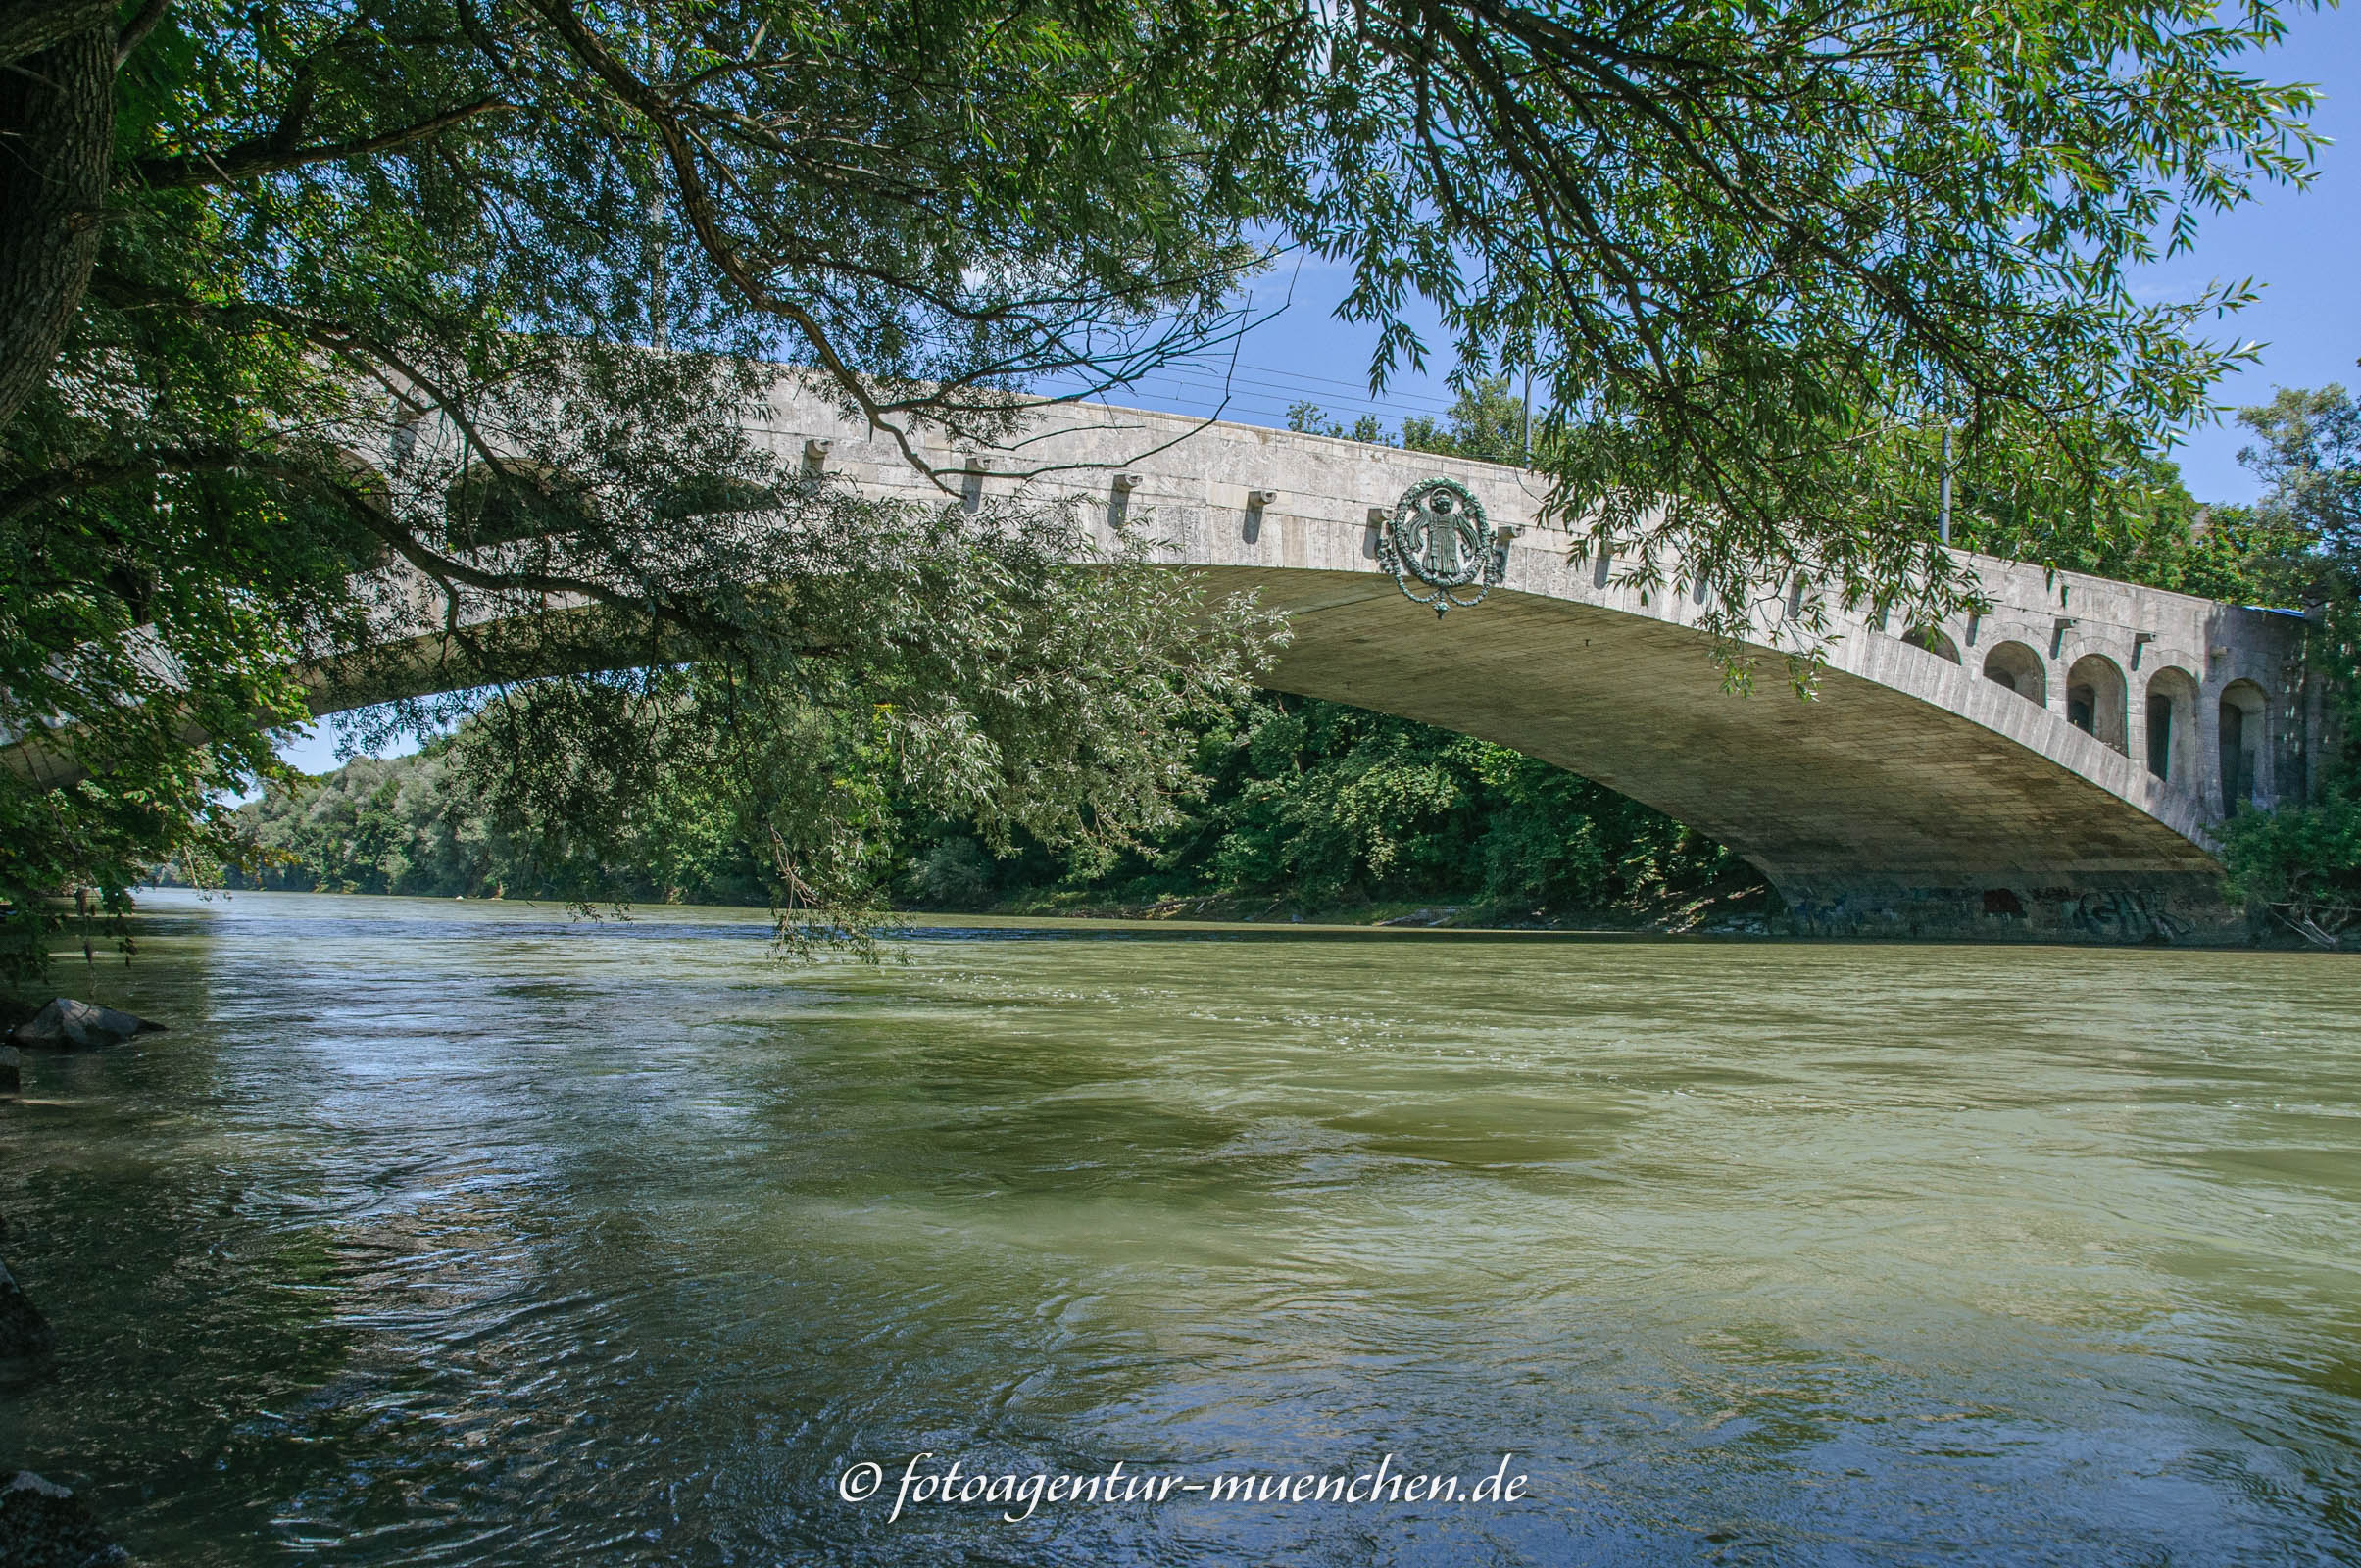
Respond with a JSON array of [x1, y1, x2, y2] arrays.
[[2, 889, 2357, 1565]]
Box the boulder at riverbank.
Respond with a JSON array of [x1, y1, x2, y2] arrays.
[[10, 1000, 164, 1051], [0, 1473, 129, 1566]]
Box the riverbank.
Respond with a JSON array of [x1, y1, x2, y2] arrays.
[[986, 883, 1776, 934], [141, 875, 1778, 938]]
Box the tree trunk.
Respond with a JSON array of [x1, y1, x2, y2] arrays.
[[0, 0, 110, 68], [0, 19, 112, 431]]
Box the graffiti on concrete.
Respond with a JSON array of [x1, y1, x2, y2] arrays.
[[2063, 890, 2189, 944]]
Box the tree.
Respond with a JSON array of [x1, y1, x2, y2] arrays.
[[2, 0, 1296, 978], [2212, 377, 2361, 945], [1286, 400, 1392, 447], [1175, 697, 1749, 914], [1943, 449, 2292, 602], [2229, 379, 2361, 772], [0, 0, 2328, 977], [225, 690, 1765, 923], [2237, 385, 2361, 583], [1397, 376, 1533, 467], [1303, 0, 2317, 660], [1285, 373, 1542, 468]]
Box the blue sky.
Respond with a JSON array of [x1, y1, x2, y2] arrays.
[[2119, 2, 2360, 500], [1110, 4, 2361, 506], [283, 11, 2355, 773]]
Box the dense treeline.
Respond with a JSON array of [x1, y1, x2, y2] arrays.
[[210, 694, 1769, 928], [218, 748, 763, 907]]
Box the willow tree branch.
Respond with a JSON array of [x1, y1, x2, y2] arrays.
[[113, 0, 167, 68], [134, 96, 514, 188]]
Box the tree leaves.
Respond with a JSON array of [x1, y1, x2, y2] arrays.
[[1, 0, 2331, 977], [1297, 0, 2321, 654]]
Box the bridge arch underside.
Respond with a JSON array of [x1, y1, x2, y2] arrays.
[[311, 568, 2241, 947], [1185, 568, 2236, 945]]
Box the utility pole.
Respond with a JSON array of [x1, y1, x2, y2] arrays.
[[646, 186, 669, 351], [1520, 367, 1533, 466], [1937, 377, 1953, 546], [1939, 422, 1953, 546]]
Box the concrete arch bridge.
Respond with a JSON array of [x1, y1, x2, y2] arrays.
[[326, 385, 2325, 945]]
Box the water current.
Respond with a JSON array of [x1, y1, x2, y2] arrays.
[[2, 890, 2357, 1565]]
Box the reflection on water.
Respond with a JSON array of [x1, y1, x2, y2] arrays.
[[2, 890, 2358, 1565]]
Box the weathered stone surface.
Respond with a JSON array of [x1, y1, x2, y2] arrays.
[[0, 1042, 20, 1092], [271, 384, 2332, 944], [0, 1257, 54, 1359], [11, 999, 163, 1051], [0, 1472, 129, 1566]]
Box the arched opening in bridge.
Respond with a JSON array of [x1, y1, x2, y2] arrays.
[[2065, 655, 2128, 754], [1901, 626, 1962, 663], [447, 462, 591, 549], [2143, 666, 2199, 784], [2219, 680, 2268, 810], [1982, 641, 2046, 705]]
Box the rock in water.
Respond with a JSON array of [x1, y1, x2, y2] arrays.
[[0, 1473, 129, 1566], [0, 1258, 54, 1359], [10, 1000, 164, 1051], [0, 1044, 20, 1093]]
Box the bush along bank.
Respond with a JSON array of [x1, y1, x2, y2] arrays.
[[173, 694, 1772, 933]]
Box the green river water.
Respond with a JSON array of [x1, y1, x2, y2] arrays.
[[2, 889, 2358, 1565]]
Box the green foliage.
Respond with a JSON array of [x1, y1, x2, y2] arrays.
[[4, 0, 1296, 983], [895, 694, 1763, 921], [2236, 385, 2361, 760], [1185, 698, 1751, 913], [2239, 385, 2361, 552], [2217, 787, 2361, 945], [1285, 401, 1393, 447], [224, 692, 1767, 926], [908, 838, 996, 912], [1943, 448, 2295, 602], [1303, 0, 2322, 655], [2201, 374, 2361, 945], [3, 0, 2333, 978], [1279, 374, 2290, 620], [216, 745, 772, 904], [1396, 378, 1537, 468], [1285, 376, 1542, 467], [2233, 381, 2361, 764], [224, 320, 1750, 930], [329, 500, 1279, 952]]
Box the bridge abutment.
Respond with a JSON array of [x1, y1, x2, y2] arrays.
[[1767, 871, 2248, 946]]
